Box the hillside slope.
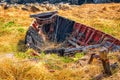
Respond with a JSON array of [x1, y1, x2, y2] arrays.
[[0, 3, 120, 80]]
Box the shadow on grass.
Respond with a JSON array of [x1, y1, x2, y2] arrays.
[[17, 39, 27, 52]]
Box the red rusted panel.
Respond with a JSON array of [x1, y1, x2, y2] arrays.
[[85, 30, 96, 45], [92, 31, 103, 44], [73, 22, 120, 48], [73, 23, 82, 37]]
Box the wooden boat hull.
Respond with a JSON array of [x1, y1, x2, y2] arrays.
[[25, 11, 120, 52]]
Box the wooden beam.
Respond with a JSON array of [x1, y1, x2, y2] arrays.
[[99, 48, 112, 75]]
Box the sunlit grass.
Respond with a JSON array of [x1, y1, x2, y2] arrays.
[[0, 3, 120, 80]]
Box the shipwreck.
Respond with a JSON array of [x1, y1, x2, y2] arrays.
[[25, 11, 120, 56]]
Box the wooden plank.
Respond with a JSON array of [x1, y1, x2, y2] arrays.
[[99, 48, 112, 75]]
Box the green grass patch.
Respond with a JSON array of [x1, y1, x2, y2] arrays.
[[15, 49, 40, 59], [3, 21, 15, 28], [61, 56, 74, 63], [15, 52, 29, 59], [0, 18, 27, 53], [17, 28, 25, 33], [73, 52, 85, 61]]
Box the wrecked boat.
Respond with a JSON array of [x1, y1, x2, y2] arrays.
[[25, 11, 120, 55]]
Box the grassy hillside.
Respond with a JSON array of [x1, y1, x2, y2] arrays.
[[0, 3, 120, 80]]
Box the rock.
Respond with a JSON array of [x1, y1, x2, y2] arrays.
[[42, 1, 50, 4], [93, 73, 104, 80], [39, 3, 46, 7], [3, 4, 10, 9], [40, 7, 47, 11], [25, 3, 31, 7], [49, 69, 55, 73], [13, 3, 19, 9], [45, 4, 57, 10], [34, 2, 40, 6], [0, 2, 4, 6], [21, 7, 29, 11], [110, 62, 119, 70], [30, 6, 40, 12], [57, 3, 71, 10]]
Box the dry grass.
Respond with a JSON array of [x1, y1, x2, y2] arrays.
[[59, 3, 120, 39], [0, 3, 120, 80], [0, 57, 55, 80], [0, 53, 102, 80]]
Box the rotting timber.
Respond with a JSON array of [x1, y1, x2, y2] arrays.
[[25, 11, 120, 56]]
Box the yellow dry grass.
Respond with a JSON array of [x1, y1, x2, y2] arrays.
[[0, 53, 103, 80], [0, 3, 120, 80], [0, 57, 55, 80]]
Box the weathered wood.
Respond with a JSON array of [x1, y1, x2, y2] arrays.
[[88, 53, 96, 64], [88, 53, 100, 64], [99, 48, 112, 75], [67, 40, 79, 47], [30, 11, 58, 19]]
